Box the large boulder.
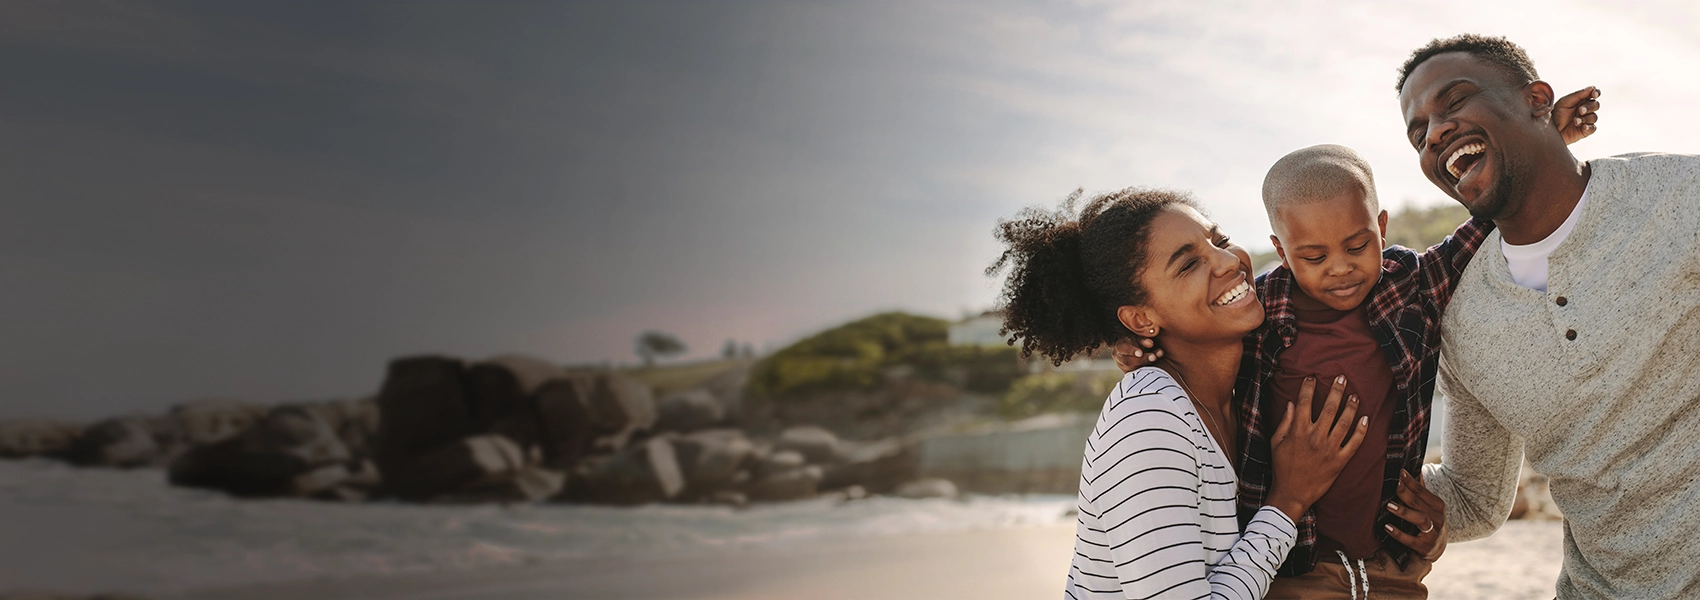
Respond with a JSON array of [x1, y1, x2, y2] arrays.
[[168, 406, 352, 498], [587, 373, 656, 451], [374, 356, 474, 488], [535, 376, 597, 468], [671, 428, 754, 492], [775, 426, 845, 464], [170, 399, 265, 447], [656, 389, 725, 432], [309, 397, 380, 460], [466, 355, 560, 450], [571, 435, 685, 505], [0, 420, 80, 459], [66, 418, 159, 468], [535, 371, 658, 466]]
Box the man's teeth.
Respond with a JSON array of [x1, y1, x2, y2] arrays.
[[1446, 142, 1486, 179], [1214, 281, 1250, 306]]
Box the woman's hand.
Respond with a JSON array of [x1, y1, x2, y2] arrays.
[[1110, 337, 1163, 372], [1555, 86, 1601, 145], [1265, 375, 1369, 523], [1385, 470, 1448, 561]]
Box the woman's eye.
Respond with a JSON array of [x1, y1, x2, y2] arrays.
[[1349, 244, 1368, 254], [1214, 236, 1233, 249], [1180, 258, 1198, 274], [1304, 256, 1324, 264]]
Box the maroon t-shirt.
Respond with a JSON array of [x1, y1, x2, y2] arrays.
[[1267, 303, 1395, 560]]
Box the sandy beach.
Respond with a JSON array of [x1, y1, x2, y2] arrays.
[[177, 520, 1563, 600]]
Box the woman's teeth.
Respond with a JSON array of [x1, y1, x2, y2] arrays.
[[1213, 281, 1251, 306], [1446, 142, 1485, 179]]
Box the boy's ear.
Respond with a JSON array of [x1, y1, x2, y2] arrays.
[[1377, 210, 1389, 242], [1270, 234, 1288, 267], [1116, 305, 1160, 339], [1526, 80, 1557, 121]]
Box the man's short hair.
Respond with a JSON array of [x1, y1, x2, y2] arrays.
[[1262, 144, 1379, 224], [1396, 34, 1539, 93]]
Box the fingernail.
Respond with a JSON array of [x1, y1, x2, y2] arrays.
[[1579, 106, 1588, 115], [1350, 395, 1359, 404], [1387, 502, 1399, 511], [1385, 524, 1396, 532], [1359, 416, 1368, 426], [1334, 375, 1345, 385]]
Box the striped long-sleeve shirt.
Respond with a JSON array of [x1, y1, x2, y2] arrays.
[[1066, 367, 1296, 600]]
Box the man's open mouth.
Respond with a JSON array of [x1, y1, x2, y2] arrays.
[[1445, 141, 1486, 182]]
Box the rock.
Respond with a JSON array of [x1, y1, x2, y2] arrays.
[[587, 373, 657, 450], [656, 389, 724, 432], [170, 399, 265, 447], [67, 418, 159, 468], [572, 435, 686, 505], [467, 355, 559, 448], [820, 437, 919, 494], [747, 465, 823, 502], [374, 356, 474, 490], [0, 420, 80, 459], [756, 450, 806, 478], [387, 434, 528, 500], [893, 477, 958, 499], [168, 407, 352, 498], [775, 426, 844, 464], [535, 376, 597, 468], [671, 428, 754, 491], [292, 464, 352, 497]]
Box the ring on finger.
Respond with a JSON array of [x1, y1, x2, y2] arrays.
[[1420, 522, 1435, 534]]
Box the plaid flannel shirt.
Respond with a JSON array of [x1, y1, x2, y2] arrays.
[[1233, 217, 1494, 575]]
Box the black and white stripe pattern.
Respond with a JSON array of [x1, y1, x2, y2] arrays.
[[1064, 367, 1296, 600]]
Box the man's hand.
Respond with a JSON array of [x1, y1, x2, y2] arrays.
[[1554, 86, 1600, 145], [1110, 337, 1163, 373], [1385, 470, 1448, 561]]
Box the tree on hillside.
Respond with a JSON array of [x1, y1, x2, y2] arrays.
[[722, 339, 739, 359], [635, 331, 687, 367]]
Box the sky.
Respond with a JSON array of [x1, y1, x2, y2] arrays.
[[3, 0, 1697, 419]]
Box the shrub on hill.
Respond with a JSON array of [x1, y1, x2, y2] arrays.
[[749, 312, 1022, 399]]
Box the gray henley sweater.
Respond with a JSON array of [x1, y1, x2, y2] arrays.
[[1426, 152, 1700, 599]]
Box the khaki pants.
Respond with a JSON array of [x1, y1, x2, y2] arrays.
[[1264, 549, 1432, 599]]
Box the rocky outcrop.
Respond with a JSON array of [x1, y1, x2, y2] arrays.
[[0, 420, 80, 459], [167, 406, 355, 498], [66, 418, 159, 468]]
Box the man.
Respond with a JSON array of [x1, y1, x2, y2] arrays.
[[1399, 34, 1700, 598]]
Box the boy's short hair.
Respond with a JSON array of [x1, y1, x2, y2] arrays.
[[1262, 144, 1379, 226]]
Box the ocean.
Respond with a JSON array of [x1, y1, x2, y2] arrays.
[[0, 459, 1075, 595]]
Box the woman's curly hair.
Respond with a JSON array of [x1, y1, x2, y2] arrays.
[[987, 187, 1199, 365]]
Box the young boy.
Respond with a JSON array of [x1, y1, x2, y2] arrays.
[[1245, 144, 1474, 598]]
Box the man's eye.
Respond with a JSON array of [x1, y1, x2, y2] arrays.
[[1214, 236, 1233, 248]]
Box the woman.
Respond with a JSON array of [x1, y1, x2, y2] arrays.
[[991, 189, 1397, 599]]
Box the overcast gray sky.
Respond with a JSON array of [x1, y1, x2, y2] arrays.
[[4, 1, 1697, 419]]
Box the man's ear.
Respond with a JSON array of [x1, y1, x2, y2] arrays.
[[1527, 80, 1557, 121], [1377, 209, 1389, 242], [1116, 305, 1159, 339], [1270, 234, 1289, 268]]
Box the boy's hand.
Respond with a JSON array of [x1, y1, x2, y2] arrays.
[[1385, 470, 1448, 561], [1111, 337, 1162, 373], [1554, 86, 1601, 145]]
